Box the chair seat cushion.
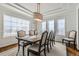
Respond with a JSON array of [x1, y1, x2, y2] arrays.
[[63, 38, 74, 41], [19, 41, 29, 46], [35, 41, 40, 45], [28, 44, 44, 52]]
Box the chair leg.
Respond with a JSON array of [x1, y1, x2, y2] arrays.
[[47, 44, 49, 52], [16, 45, 20, 56], [27, 50, 29, 56], [23, 46, 25, 56], [65, 43, 68, 56], [66, 48, 69, 56], [54, 40, 55, 44], [74, 42, 76, 49], [50, 41, 52, 48], [38, 53, 40, 56], [44, 49, 46, 56], [62, 39, 64, 44], [52, 40, 54, 46]]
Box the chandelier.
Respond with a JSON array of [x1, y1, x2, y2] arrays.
[[34, 3, 43, 21]]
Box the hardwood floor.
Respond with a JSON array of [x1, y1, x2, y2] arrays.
[[0, 43, 17, 53], [66, 47, 79, 56], [0, 42, 66, 56], [0, 42, 79, 56]]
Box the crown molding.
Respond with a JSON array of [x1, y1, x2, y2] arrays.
[[14, 3, 33, 13], [43, 7, 62, 15], [43, 8, 66, 16], [0, 3, 77, 19], [43, 6, 76, 19], [6, 3, 33, 17]]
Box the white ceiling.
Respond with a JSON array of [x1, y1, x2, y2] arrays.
[[0, 3, 78, 18], [19, 3, 78, 14]]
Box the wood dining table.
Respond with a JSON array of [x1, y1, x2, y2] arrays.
[[16, 35, 41, 56]]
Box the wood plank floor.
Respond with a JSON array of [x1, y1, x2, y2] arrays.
[[0, 42, 66, 56], [0, 43, 17, 53], [0, 42, 79, 56], [66, 47, 79, 56]]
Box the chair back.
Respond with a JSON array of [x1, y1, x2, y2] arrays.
[[68, 30, 76, 40], [50, 31, 55, 40], [47, 31, 53, 44], [34, 30, 38, 35], [16, 30, 26, 46], [39, 31, 48, 51], [17, 30, 26, 37], [29, 30, 34, 36]]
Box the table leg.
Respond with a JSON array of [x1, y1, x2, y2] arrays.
[[23, 46, 25, 56]]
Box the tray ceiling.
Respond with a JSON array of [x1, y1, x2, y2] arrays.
[[0, 3, 78, 18]]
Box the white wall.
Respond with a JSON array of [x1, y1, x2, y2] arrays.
[[0, 6, 32, 47], [46, 8, 79, 50], [34, 8, 77, 42], [76, 5, 79, 50], [44, 9, 77, 42], [0, 4, 78, 50]]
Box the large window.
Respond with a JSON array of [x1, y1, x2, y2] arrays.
[[41, 21, 46, 32], [48, 20, 54, 32], [4, 15, 30, 37], [57, 19, 65, 35]]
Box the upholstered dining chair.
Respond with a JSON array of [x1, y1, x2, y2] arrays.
[[62, 30, 77, 49], [49, 31, 55, 48], [16, 30, 29, 56], [34, 30, 38, 35], [27, 31, 48, 56], [29, 30, 35, 36], [45, 31, 50, 52]]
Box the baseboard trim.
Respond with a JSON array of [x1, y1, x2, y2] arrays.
[[0, 43, 17, 53]]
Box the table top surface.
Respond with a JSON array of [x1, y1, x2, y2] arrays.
[[17, 35, 41, 43]]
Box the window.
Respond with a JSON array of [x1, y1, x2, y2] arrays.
[[3, 15, 30, 37], [57, 19, 65, 35], [48, 20, 54, 32], [41, 21, 46, 32]]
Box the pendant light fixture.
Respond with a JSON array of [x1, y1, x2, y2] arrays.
[[34, 3, 43, 21]]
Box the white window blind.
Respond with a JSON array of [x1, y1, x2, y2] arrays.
[[57, 19, 65, 35], [3, 15, 30, 37], [48, 20, 54, 32], [41, 21, 46, 32]]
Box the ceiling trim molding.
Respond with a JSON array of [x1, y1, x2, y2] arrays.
[[43, 8, 66, 16], [43, 8, 67, 16], [43, 6, 76, 18], [43, 9, 67, 19], [14, 3, 33, 13], [43, 8, 75, 19], [6, 3, 33, 17], [2, 3, 77, 19], [42, 7, 62, 14]]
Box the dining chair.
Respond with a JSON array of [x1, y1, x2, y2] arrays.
[[27, 31, 48, 56], [62, 30, 77, 49], [45, 31, 53, 52], [16, 30, 29, 56], [34, 30, 38, 35], [49, 31, 55, 48], [29, 30, 35, 36]]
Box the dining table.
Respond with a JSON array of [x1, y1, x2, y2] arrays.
[[16, 35, 41, 56]]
